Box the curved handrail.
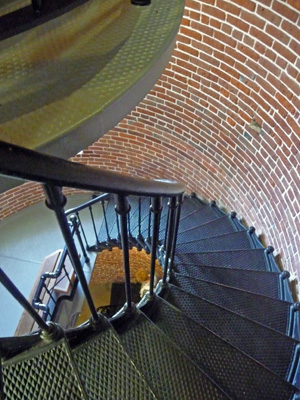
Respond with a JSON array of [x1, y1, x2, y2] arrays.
[[65, 193, 110, 216], [0, 141, 186, 197]]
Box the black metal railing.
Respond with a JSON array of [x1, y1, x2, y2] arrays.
[[0, 141, 185, 335]]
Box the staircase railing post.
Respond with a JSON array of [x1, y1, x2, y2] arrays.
[[162, 196, 177, 284], [115, 194, 132, 311], [169, 194, 183, 268], [70, 215, 90, 263], [43, 184, 100, 323], [149, 196, 162, 296]]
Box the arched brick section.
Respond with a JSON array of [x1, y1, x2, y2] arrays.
[[0, 0, 299, 291]]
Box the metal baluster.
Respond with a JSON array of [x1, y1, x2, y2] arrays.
[[115, 195, 132, 311], [32, 0, 44, 14], [70, 215, 90, 262], [89, 205, 100, 249], [169, 194, 183, 268], [162, 197, 177, 284], [147, 197, 151, 242], [101, 200, 111, 244], [76, 212, 89, 249], [163, 208, 170, 250], [0, 268, 51, 333], [115, 212, 121, 247], [136, 197, 144, 250], [43, 184, 99, 322], [149, 197, 162, 296]]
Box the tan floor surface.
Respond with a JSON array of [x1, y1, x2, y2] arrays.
[[77, 247, 162, 325]]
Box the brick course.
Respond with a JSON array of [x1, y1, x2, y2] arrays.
[[0, 0, 299, 294]]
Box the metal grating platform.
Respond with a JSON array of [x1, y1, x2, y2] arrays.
[[1, 338, 86, 400], [0, 0, 184, 178], [72, 326, 157, 400], [115, 311, 231, 400]]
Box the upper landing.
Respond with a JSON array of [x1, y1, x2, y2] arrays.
[[0, 0, 184, 159]]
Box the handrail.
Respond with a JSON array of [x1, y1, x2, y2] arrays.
[[65, 193, 110, 216], [0, 141, 186, 197]]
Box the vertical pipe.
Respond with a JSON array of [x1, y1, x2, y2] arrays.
[[162, 197, 177, 284], [149, 197, 162, 296], [43, 184, 99, 322], [115, 195, 132, 311]]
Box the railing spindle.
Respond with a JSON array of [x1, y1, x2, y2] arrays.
[[147, 197, 152, 243], [43, 184, 99, 322], [101, 200, 111, 244], [149, 197, 162, 296], [169, 194, 183, 268], [70, 215, 90, 262], [89, 205, 100, 248], [75, 212, 89, 249], [115, 195, 132, 311], [162, 197, 177, 284]]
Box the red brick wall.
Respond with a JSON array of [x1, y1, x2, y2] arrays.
[[0, 0, 299, 289]]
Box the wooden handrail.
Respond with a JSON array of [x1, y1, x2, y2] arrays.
[[0, 141, 186, 197]]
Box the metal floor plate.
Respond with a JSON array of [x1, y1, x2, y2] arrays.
[[115, 311, 231, 400], [72, 326, 157, 400], [1, 338, 86, 400]]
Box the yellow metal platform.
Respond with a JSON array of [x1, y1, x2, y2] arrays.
[[0, 0, 184, 159]]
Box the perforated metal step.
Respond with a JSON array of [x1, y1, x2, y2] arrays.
[[176, 230, 260, 253], [177, 216, 241, 244], [1, 338, 87, 400], [174, 248, 280, 272], [113, 311, 231, 400], [72, 324, 157, 400], [171, 272, 293, 335], [162, 284, 299, 381], [177, 204, 225, 232], [143, 296, 299, 400], [174, 264, 282, 299]]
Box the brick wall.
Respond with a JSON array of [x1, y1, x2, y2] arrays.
[[0, 0, 299, 290]]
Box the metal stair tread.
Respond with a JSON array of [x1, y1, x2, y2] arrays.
[[142, 295, 299, 399], [1, 337, 87, 400], [176, 204, 226, 232], [177, 215, 242, 244], [174, 248, 279, 272], [113, 310, 232, 400], [171, 272, 293, 334], [71, 324, 158, 400], [173, 263, 281, 299], [176, 230, 263, 253], [162, 283, 300, 381]]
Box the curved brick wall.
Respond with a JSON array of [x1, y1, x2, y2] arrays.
[[0, 0, 299, 291]]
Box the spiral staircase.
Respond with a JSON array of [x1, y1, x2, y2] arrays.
[[0, 0, 300, 399]]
